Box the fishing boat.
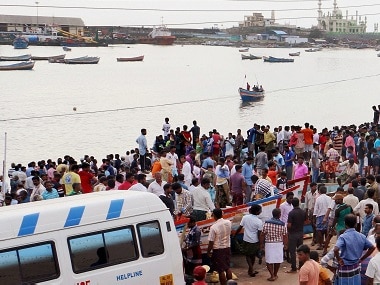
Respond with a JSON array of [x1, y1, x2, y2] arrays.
[[138, 25, 176, 45], [0, 54, 32, 61], [377, 53, 380, 57], [0, 61, 35, 71], [116, 55, 144, 62], [62, 46, 72, 51], [238, 87, 264, 101], [13, 37, 29, 49], [289, 51, 301, 56], [239, 48, 249, 52], [263, 56, 294, 63], [64, 56, 100, 64], [31, 54, 66, 61], [305, 48, 318, 52], [241, 54, 262, 60], [176, 176, 309, 253]]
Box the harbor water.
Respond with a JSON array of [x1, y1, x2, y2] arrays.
[[0, 44, 379, 165]]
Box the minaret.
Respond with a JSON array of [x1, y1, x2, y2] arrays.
[[317, 0, 323, 29]]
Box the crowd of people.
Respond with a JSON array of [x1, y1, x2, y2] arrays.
[[1, 112, 380, 285]]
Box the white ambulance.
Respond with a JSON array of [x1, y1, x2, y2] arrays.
[[0, 191, 184, 285]]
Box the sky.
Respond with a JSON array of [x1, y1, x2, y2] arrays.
[[0, 0, 379, 32]]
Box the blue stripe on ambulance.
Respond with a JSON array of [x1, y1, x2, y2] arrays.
[[18, 213, 40, 236], [64, 206, 85, 227], [106, 199, 124, 220]]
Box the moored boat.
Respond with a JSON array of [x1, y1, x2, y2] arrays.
[[238, 87, 264, 101], [305, 48, 318, 52], [289, 51, 300, 56], [62, 46, 72, 51], [116, 55, 144, 62], [239, 48, 249, 52], [0, 54, 32, 61], [0, 61, 35, 71], [64, 56, 100, 64], [176, 176, 309, 253], [263, 56, 294, 63], [138, 25, 176, 45], [31, 54, 66, 61], [241, 54, 262, 60], [13, 37, 29, 49], [378, 53, 380, 57]]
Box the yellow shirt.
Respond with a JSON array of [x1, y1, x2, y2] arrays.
[[264, 131, 275, 144], [319, 265, 330, 285], [61, 171, 81, 195]]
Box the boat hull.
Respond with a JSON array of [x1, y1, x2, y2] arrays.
[[13, 38, 29, 49], [64, 56, 100, 64], [176, 176, 309, 253], [31, 54, 66, 60], [0, 61, 35, 70], [289, 52, 300, 56], [263, 56, 294, 63], [241, 54, 262, 60], [138, 36, 176, 45], [117, 55, 144, 62], [238, 87, 264, 101], [0, 54, 32, 61]]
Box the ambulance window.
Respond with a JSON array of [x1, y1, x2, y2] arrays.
[[137, 221, 164, 257], [104, 227, 138, 264], [69, 233, 104, 272], [68, 226, 138, 273], [0, 242, 59, 284]]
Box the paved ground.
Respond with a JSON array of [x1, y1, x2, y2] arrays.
[[217, 237, 335, 285]]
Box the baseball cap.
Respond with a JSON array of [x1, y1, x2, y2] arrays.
[[193, 266, 206, 280]]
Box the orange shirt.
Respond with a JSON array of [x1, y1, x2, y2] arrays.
[[301, 128, 314, 145], [299, 260, 319, 285], [151, 160, 162, 176], [267, 170, 277, 185]]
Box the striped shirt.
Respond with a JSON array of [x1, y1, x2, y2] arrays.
[[326, 148, 340, 161], [254, 179, 273, 197]]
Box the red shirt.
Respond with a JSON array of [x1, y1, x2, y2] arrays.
[[78, 170, 94, 194], [118, 180, 136, 190]]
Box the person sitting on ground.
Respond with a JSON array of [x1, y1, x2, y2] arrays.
[[310, 250, 332, 285]]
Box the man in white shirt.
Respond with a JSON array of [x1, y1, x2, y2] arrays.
[[129, 174, 147, 192], [30, 176, 46, 202], [343, 187, 359, 209], [313, 186, 332, 250], [354, 188, 379, 222], [280, 192, 294, 224], [180, 155, 192, 187], [365, 235, 380, 284], [192, 178, 215, 221], [147, 172, 166, 196], [166, 146, 179, 177], [305, 182, 318, 245]]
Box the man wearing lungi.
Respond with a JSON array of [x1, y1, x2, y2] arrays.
[[260, 208, 288, 281], [334, 214, 375, 285], [207, 208, 232, 285], [234, 204, 263, 277]]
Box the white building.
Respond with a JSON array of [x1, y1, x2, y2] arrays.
[[317, 0, 366, 33]]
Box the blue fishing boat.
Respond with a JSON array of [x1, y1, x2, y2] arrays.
[[13, 37, 29, 49], [238, 87, 264, 101]]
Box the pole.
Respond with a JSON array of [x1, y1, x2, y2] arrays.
[[2, 132, 7, 195], [35, 1, 39, 29]]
